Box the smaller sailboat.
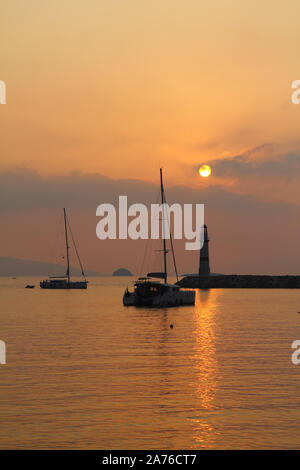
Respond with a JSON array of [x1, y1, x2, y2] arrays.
[[40, 208, 88, 289], [123, 169, 195, 307]]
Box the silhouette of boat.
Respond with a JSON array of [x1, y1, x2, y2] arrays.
[[123, 169, 195, 307], [25, 285, 35, 289], [40, 208, 87, 289]]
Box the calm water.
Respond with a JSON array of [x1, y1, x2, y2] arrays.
[[0, 277, 300, 449]]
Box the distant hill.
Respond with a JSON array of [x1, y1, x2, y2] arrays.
[[113, 268, 133, 276], [0, 256, 100, 277]]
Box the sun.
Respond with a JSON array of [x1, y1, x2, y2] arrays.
[[199, 164, 212, 178]]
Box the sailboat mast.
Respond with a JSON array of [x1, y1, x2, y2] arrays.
[[63, 208, 70, 282], [160, 168, 168, 284]]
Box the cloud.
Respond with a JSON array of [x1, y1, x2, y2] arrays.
[[1, 168, 300, 275], [0, 168, 156, 213], [0, 166, 296, 216], [197, 144, 300, 182]]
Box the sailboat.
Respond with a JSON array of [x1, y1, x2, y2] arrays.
[[123, 169, 195, 307], [40, 208, 88, 289]]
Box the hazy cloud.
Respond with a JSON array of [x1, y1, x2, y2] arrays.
[[0, 167, 296, 216], [197, 144, 300, 182], [1, 168, 300, 275]]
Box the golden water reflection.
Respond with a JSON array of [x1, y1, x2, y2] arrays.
[[190, 289, 221, 448]]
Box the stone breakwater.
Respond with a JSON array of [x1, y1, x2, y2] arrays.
[[177, 275, 300, 289]]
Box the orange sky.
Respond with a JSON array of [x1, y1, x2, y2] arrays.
[[1, 1, 300, 186], [1, 1, 300, 274]]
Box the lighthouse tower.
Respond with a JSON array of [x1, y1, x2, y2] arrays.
[[199, 224, 210, 277]]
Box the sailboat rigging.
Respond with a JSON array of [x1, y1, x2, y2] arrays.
[[40, 208, 88, 289], [123, 169, 195, 307]]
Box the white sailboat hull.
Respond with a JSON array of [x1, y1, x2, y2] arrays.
[[123, 283, 195, 307]]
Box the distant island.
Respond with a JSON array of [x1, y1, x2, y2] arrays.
[[113, 268, 132, 276], [0, 256, 100, 277]]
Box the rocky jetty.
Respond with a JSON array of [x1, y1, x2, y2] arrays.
[[177, 274, 300, 289]]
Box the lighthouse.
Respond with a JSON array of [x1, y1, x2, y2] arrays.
[[199, 224, 210, 277]]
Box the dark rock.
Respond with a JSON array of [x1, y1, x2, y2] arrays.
[[113, 268, 132, 277]]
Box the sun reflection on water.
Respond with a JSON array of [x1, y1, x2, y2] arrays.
[[190, 289, 220, 448]]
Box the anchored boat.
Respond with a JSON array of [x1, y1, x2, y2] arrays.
[[123, 169, 195, 307], [40, 208, 88, 289]]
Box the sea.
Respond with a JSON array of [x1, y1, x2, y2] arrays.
[[0, 276, 300, 449]]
